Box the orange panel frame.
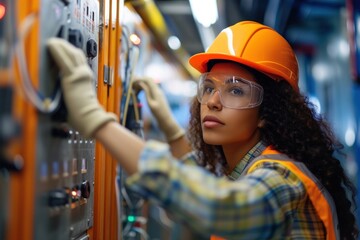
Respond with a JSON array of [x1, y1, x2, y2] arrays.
[[6, 0, 40, 240], [93, 0, 108, 237], [107, 0, 122, 238], [93, 0, 123, 239]]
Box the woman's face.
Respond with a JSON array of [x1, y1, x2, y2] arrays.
[[200, 62, 263, 147]]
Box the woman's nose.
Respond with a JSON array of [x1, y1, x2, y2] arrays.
[[206, 91, 223, 110]]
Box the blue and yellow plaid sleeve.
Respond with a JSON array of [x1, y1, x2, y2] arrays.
[[126, 140, 308, 239]]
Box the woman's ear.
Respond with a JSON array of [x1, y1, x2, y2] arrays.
[[258, 119, 265, 128]]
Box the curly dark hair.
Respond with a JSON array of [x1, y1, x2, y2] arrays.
[[187, 62, 358, 239]]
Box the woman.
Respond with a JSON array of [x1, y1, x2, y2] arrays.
[[188, 60, 358, 239], [47, 21, 358, 239]]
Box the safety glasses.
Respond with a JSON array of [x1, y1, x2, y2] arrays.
[[197, 72, 263, 109]]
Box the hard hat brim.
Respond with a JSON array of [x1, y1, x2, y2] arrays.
[[189, 52, 299, 92]]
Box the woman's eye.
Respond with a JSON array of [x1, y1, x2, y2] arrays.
[[204, 86, 214, 94], [229, 87, 244, 96]]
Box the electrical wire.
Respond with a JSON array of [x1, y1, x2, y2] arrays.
[[120, 26, 131, 92], [119, 26, 131, 124], [115, 166, 122, 240], [155, 206, 174, 228], [131, 227, 149, 240], [15, 13, 61, 113], [121, 45, 140, 126], [121, 185, 144, 209], [117, 25, 132, 240], [118, 25, 151, 239], [131, 91, 140, 123]]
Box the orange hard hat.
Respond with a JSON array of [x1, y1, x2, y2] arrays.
[[189, 21, 299, 92]]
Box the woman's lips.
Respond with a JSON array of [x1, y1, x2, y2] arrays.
[[202, 115, 224, 128]]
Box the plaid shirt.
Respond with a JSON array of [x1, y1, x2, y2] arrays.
[[126, 140, 326, 239]]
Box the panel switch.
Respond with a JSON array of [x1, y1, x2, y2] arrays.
[[68, 29, 83, 49], [48, 189, 69, 207], [80, 180, 91, 199], [86, 39, 97, 58]]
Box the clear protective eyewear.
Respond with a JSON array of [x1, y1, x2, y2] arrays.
[[197, 72, 263, 109]]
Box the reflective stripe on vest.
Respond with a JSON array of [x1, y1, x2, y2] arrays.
[[211, 147, 339, 240]]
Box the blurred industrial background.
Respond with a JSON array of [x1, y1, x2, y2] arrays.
[[1, 0, 360, 239]]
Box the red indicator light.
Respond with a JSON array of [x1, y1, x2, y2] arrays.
[[0, 4, 5, 20]]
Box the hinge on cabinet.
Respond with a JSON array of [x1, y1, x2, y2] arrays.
[[103, 65, 114, 86]]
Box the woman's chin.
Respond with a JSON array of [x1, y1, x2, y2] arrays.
[[202, 135, 222, 145]]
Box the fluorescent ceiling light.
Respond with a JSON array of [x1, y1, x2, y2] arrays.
[[168, 35, 181, 50], [189, 0, 218, 28]]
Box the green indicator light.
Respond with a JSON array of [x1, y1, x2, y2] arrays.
[[127, 215, 136, 222]]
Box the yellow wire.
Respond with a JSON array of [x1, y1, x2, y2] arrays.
[[131, 91, 140, 121], [121, 46, 140, 126]]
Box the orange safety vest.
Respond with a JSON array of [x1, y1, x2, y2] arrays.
[[211, 146, 339, 240]]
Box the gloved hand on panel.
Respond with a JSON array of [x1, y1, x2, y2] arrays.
[[132, 77, 185, 142], [47, 38, 117, 138]]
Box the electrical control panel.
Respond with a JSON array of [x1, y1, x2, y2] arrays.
[[33, 0, 99, 239]]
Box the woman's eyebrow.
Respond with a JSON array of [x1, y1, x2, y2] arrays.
[[224, 77, 244, 84], [203, 78, 214, 84]]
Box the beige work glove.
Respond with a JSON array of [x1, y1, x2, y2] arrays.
[[47, 38, 116, 138], [132, 77, 185, 142]]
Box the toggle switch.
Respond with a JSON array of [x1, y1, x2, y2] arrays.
[[80, 180, 91, 199], [48, 189, 69, 207], [68, 29, 83, 49]]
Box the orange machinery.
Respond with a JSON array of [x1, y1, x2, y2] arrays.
[[3, 0, 122, 239], [1, 0, 198, 239]]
